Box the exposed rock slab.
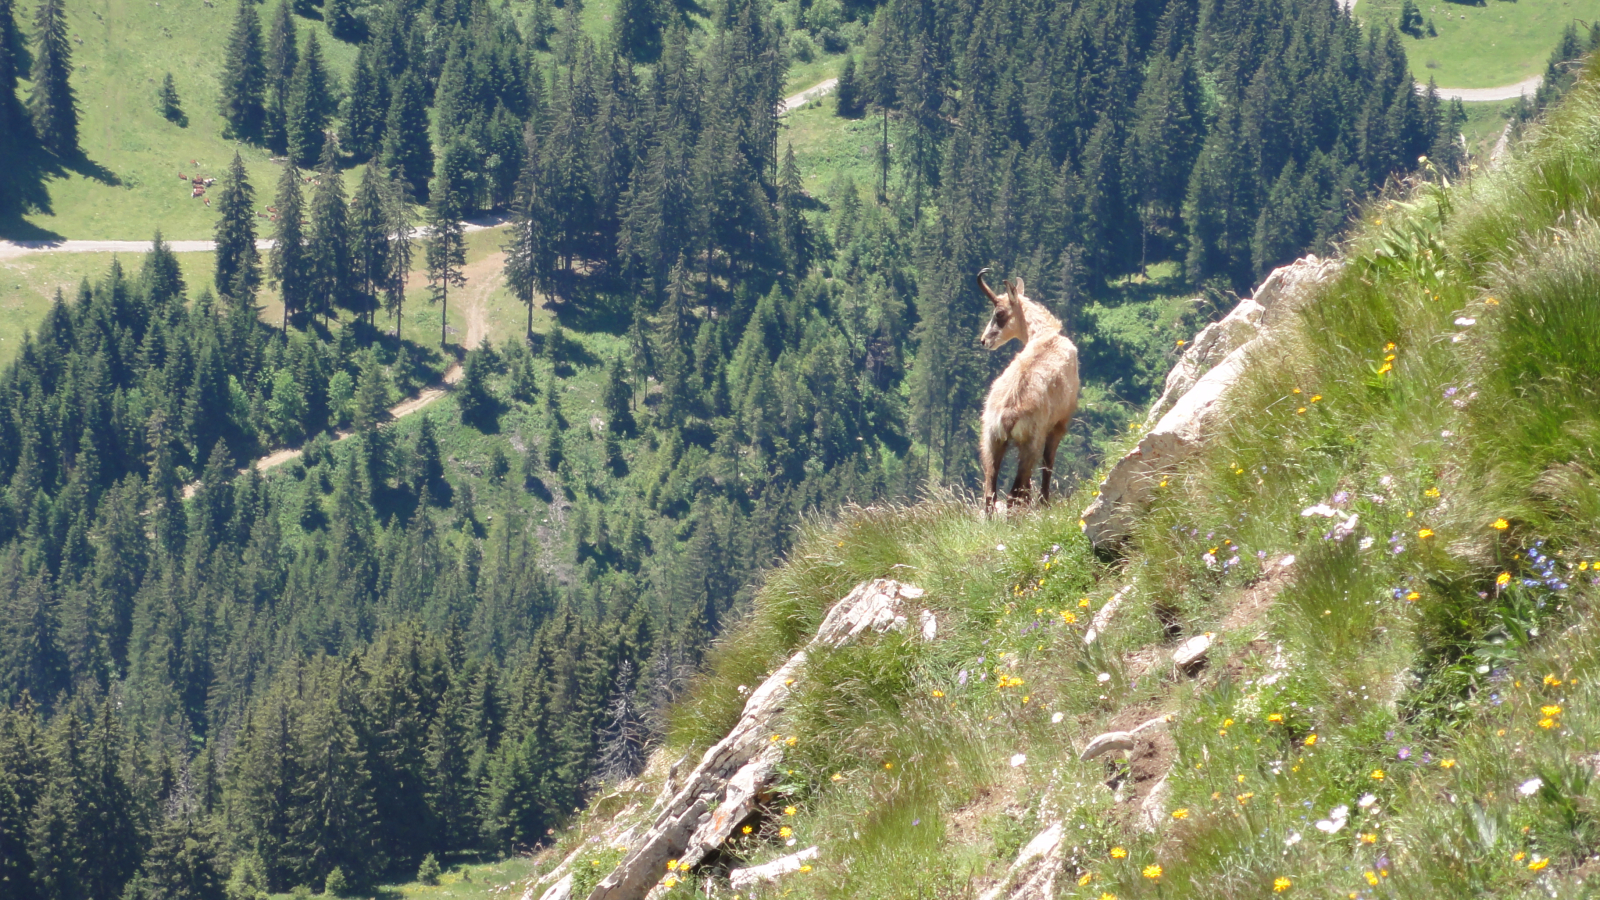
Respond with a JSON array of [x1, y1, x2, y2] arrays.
[[978, 821, 1066, 900], [586, 579, 925, 900], [1138, 773, 1172, 833], [1082, 255, 1342, 549], [726, 846, 820, 891], [1172, 633, 1212, 672], [1080, 731, 1136, 761], [1083, 587, 1129, 645]]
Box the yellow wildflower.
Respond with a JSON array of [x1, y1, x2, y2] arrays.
[[1365, 871, 1380, 886], [931, 689, 945, 698], [1384, 353, 1397, 362], [1359, 833, 1377, 844], [1541, 705, 1562, 717], [1274, 876, 1292, 892], [1540, 718, 1556, 730], [1110, 847, 1128, 859], [1079, 598, 1090, 608], [1296, 407, 1307, 415], [1237, 792, 1255, 804], [1425, 487, 1440, 498], [1440, 759, 1456, 768], [1267, 713, 1284, 723], [1172, 808, 1190, 819], [779, 826, 792, 838], [1100, 894, 1117, 900], [830, 773, 843, 782], [662, 876, 678, 888], [1223, 718, 1234, 727], [1529, 857, 1549, 871], [1176, 339, 1186, 347], [742, 825, 753, 834], [666, 860, 680, 871], [1405, 591, 1420, 602], [1384, 342, 1396, 351], [784, 806, 797, 816], [1078, 873, 1093, 886], [1293, 388, 1302, 394], [1492, 518, 1509, 530], [1142, 865, 1163, 881], [785, 735, 798, 746], [799, 865, 812, 873], [1512, 852, 1525, 862], [884, 762, 893, 770], [1418, 528, 1435, 540], [1304, 734, 1318, 746], [1311, 394, 1322, 402], [1497, 572, 1512, 586], [1378, 363, 1393, 375], [1061, 611, 1078, 624], [1545, 674, 1563, 687], [1370, 769, 1386, 781]]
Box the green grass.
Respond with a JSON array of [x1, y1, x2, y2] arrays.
[[1359, 0, 1600, 88], [477, 53, 1600, 900], [7, 0, 359, 240]]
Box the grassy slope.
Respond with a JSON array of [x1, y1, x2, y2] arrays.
[[1359, 0, 1600, 88], [517, 56, 1600, 900], [10, 0, 358, 240]]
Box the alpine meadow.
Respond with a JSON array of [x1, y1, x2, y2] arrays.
[[2, 0, 1600, 897]]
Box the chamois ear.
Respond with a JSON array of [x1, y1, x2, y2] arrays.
[[1011, 276, 1025, 298], [976, 268, 1002, 306]]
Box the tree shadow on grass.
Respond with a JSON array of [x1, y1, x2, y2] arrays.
[[0, 143, 121, 241]]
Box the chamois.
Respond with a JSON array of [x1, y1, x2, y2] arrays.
[[975, 268, 1081, 515]]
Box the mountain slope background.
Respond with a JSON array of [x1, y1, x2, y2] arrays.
[[534, 51, 1600, 900]]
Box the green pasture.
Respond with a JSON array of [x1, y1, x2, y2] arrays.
[[1359, 0, 1600, 88]]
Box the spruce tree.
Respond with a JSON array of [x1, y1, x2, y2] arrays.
[[323, 0, 355, 42], [28, 0, 77, 156], [306, 138, 351, 323], [0, 0, 25, 151], [212, 152, 260, 300], [835, 54, 862, 117], [219, 0, 265, 141], [285, 30, 330, 168], [381, 73, 432, 201], [602, 356, 635, 435], [264, 0, 297, 155], [141, 816, 226, 900], [382, 174, 414, 339], [349, 163, 389, 324], [157, 72, 184, 125], [504, 137, 556, 340], [268, 163, 309, 330], [341, 48, 382, 161], [425, 166, 466, 348]]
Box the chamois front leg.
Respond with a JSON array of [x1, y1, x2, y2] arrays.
[[981, 432, 1006, 516]]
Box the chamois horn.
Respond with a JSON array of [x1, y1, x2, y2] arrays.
[[976, 267, 1002, 306]]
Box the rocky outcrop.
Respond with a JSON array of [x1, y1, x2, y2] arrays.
[[727, 847, 820, 891], [978, 821, 1066, 900], [586, 579, 926, 900], [1081, 255, 1343, 549]]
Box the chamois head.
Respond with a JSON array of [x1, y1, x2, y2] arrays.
[[977, 269, 1029, 350]]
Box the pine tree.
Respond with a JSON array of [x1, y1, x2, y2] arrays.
[[504, 135, 556, 340], [157, 72, 184, 125], [212, 152, 260, 300], [264, 0, 297, 155], [219, 0, 265, 141], [306, 138, 352, 322], [268, 163, 309, 330], [381, 73, 432, 201], [28, 0, 77, 155], [285, 30, 330, 168], [425, 166, 467, 348]]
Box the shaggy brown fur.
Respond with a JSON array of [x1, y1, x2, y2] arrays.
[[976, 269, 1081, 515]]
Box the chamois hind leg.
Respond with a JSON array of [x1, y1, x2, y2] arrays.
[[1040, 420, 1069, 504], [1009, 441, 1041, 509], [981, 432, 1007, 516]]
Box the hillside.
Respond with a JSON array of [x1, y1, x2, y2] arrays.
[[517, 54, 1600, 900]]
